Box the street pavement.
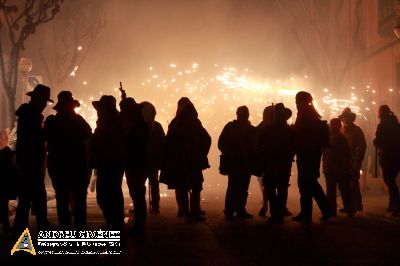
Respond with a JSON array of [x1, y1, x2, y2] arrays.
[[1, 176, 400, 266]]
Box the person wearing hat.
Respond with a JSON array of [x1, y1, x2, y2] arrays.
[[339, 107, 366, 212], [373, 105, 400, 216], [323, 118, 356, 217], [257, 103, 295, 223], [12, 84, 54, 236], [90, 95, 126, 231], [44, 91, 92, 230], [292, 91, 333, 224], [218, 105, 256, 220]]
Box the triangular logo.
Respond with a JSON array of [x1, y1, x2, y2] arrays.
[[11, 228, 36, 255]]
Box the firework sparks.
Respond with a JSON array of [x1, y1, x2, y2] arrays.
[[73, 63, 383, 137]]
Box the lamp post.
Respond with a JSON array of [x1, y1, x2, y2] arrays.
[[18, 57, 33, 105]]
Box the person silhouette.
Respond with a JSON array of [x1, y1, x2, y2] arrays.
[[44, 91, 92, 230], [323, 118, 356, 217], [119, 96, 149, 235], [141, 101, 165, 214], [160, 102, 211, 223], [292, 91, 333, 224], [90, 95, 125, 231], [219, 106, 256, 220], [254, 105, 274, 217], [257, 103, 295, 224], [373, 105, 400, 216], [339, 107, 366, 212], [12, 84, 54, 237], [161, 97, 206, 218]]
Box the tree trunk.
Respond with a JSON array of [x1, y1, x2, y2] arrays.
[[7, 89, 16, 127], [1, 90, 8, 130]]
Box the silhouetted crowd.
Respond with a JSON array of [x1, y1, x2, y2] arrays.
[[0, 84, 399, 238]]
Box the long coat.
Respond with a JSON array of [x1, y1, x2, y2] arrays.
[[160, 118, 211, 190]]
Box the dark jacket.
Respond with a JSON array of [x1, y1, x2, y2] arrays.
[[294, 113, 330, 178], [323, 132, 353, 178], [218, 120, 256, 175], [145, 121, 165, 171], [123, 107, 149, 173], [373, 115, 400, 171], [160, 117, 211, 190], [90, 110, 125, 169], [257, 122, 295, 178], [15, 103, 46, 170], [341, 123, 366, 170], [44, 111, 92, 181]]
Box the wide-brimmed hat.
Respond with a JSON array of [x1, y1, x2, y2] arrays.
[[274, 103, 292, 121], [92, 95, 117, 112], [338, 107, 356, 122], [53, 91, 80, 111], [26, 84, 53, 103]]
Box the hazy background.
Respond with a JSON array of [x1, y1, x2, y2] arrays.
[[27, 0, 305, 93], [21, 0, 371, 199]]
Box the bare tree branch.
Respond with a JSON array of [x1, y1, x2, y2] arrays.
[[35, 0, 106, 89], [0, 0, 63, 126], [275, 0, 364, 89]]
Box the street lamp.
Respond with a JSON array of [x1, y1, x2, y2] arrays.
[[18, 57, 33, 104]]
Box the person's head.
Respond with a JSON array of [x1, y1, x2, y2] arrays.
[[329, 118, 342, 134], [339, 107, 356, 125], [295, 91, 321, 119], [179, 102, 198, 123], [263, 105, 275, 125], [378, 105, 393, 120], [295, 91, 313, 111], [53, 91, 80, 113], [141, 101, 156, 124], [26, 84, 53, 112], [274, 103, 292, 123], [92, 95, 118, 118], [236, 106, 249, 122], [119, 97, 136, 113], [176, 97, 191, 117]]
